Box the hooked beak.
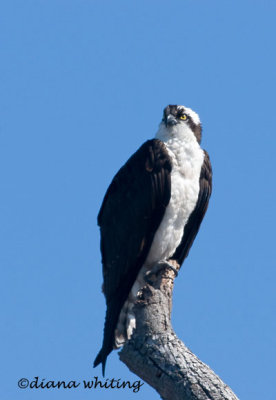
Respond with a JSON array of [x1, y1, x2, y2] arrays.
[[165, 114, 177, 127]]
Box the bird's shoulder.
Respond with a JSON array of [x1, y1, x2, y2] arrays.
[[97, 139, 172, 226], [201, 150, 212, 188]]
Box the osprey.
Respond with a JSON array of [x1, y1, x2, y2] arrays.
[[94, 105, 212, 374]]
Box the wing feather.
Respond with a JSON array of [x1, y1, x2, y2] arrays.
[[94, 139, 172, 374]]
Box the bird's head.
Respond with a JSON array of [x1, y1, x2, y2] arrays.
[[157, 105, 202, 144]]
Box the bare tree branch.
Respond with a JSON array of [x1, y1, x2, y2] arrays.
[[119, 262, 239, 400]]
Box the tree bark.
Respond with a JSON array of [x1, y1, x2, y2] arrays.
[[119, 262, 239, 400]]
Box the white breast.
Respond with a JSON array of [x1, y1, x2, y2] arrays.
[[145, 123, 204, 265]]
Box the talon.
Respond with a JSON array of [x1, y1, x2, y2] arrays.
[[166, 264, 178, 277], [149, 260, 179, 278]]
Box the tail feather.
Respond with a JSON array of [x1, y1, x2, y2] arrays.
[[93, 348, 108, 376], [94, 298, 125, 376]]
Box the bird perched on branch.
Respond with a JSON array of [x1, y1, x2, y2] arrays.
[[94, 104, 212, 375]]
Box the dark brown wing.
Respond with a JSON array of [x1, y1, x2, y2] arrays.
[[94, 139, 172, 374], [171, 150, 212, 266]]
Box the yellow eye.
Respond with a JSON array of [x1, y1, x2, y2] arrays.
[[180, 114, 187, 120]]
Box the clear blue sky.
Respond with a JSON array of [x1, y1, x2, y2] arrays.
[[1, 1, 276, 399]]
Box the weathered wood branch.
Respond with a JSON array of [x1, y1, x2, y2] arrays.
[[119, 262, 239, 400]]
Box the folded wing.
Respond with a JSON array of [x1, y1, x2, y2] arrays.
[[94, 139, 172, 374]]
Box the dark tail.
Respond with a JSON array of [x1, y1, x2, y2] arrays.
[[93, 348, 108, 376], [94, 285, 132, 376], [93, 301, 121, 376]]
